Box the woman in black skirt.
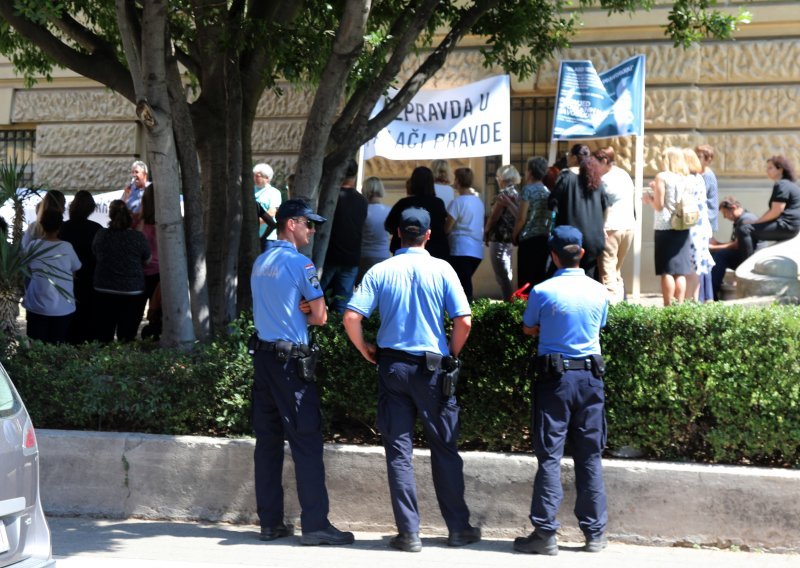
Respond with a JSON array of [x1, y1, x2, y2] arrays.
[[643, 147, 695, 306]]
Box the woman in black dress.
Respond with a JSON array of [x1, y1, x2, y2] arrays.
[[385, 166, 450, 260], [60, 191, 103, 343]]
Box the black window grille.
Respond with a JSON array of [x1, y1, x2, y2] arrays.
[[1, 130, 36, 186], [486, 97, 567, 196]]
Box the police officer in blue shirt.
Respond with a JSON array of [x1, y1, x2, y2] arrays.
[[250, 199, 354, 546], [514, 225, 610, 556], [343, 207, 481, 553]]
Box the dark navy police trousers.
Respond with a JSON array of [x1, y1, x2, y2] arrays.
[[252, 351, 330, 532], [377, 353, 472, 534], [530, 368, 608, 538]]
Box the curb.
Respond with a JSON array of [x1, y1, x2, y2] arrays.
[[38, 429, 800, 551]]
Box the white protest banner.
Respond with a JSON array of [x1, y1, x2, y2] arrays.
[[1, 189, 177, 236], [1, 190, 118, 231], [363, 75, 510, 160], [552, 55, 645, 140]]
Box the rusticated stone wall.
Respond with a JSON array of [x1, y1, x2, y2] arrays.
[[11, 88, 133, 122], [5, 17, 799, 294]]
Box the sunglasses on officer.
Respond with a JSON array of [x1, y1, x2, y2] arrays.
[[291, 217, 315, 229]]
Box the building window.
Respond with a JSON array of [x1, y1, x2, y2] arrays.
[[486, 97, 567, 194], [1, 129, 36, 186]]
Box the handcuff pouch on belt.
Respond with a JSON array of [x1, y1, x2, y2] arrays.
[[421, 352, 461, 396]]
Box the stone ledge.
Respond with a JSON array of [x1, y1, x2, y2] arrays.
[[37, 430, 800, 551]]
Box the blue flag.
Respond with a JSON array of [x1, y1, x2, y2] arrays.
[[552, 55, 645, 140]]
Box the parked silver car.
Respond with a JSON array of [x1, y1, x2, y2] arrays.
[[0, 362, 55, 568]]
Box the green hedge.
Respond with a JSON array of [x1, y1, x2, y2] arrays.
[[2, 301, 799, 467]]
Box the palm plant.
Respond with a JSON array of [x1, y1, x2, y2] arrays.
[[0, 159, 45, 336]]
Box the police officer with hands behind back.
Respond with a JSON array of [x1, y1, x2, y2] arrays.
[[343, 207, 481, 553], [250, 199, 354, 546], [515, 225, 609, 556]]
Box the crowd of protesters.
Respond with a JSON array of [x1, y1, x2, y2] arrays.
[[7, 148, 799, 344]]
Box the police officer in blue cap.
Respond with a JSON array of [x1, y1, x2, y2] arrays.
[[514, 225, 610, 555], [343, 207, 481, 553], [250, 199, 354, 546]]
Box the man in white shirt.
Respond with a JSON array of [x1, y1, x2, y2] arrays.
[[595, 147, 635, 302]]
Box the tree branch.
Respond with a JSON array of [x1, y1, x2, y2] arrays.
[[0, 0, 135, 101], [50, 12, 120, 55], [331, 0, 441, 143], [358, 0, 498, 145], [115, 0, 144, 101]]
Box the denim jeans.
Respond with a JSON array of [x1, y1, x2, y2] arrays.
[[320, 263, 359, 313]]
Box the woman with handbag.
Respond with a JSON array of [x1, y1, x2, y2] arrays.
[[643, 147, 695, 306]]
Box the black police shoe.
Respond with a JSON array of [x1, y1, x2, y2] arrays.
[[513, 530, 558, 555], [300, 524, 355, 546], [447, 525, 481, 547], [389, 532, 422, 552], [584, 534, 608, 553], [259, 522, 294, 541]]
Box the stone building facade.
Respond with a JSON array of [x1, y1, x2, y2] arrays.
[[1, 1, 798, 295]]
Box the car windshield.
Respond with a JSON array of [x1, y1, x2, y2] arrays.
[[0, 365, 21, 418]]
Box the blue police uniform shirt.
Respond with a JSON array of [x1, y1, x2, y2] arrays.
[[251, 240, 323, 345], [346, 247, 470, 356], [522, 267, 608, 358]]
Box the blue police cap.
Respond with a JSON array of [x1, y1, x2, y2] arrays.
[[548, 225, 583, 254], [276, 199, 327, 223], [399, 207, 430, 235]]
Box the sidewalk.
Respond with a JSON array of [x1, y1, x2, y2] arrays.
[[49, 517, 798, 568]]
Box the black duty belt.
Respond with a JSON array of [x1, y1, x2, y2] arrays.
[[252, 339, 310, 357], [379, 347, 425, 364]]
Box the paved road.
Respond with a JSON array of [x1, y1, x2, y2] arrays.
[[49, 517, 798, 568]]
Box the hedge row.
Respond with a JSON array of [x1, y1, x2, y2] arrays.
[[2, 301, 799, 467]]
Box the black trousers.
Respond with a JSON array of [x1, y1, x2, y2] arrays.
[[252, 350, 330, 532], [377, 352, 471, 533], [738, 220, 798, 259], [27, 311, 72, 344], [93, 291, 144, 342], [518, 235, 550, 292], [448, 255, 482, 302]]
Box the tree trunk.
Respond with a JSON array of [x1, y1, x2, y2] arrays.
[[192, 86, 243, 331], [294, 0, 372, 268], [167, 61, 211, 341], [236, 118, 259, 314], [118, 0, 195, 346]]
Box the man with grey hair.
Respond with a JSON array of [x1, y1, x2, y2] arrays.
[[122, 160, 150, 226], [253, 163, 282, 246]]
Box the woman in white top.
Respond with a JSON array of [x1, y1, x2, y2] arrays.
[[445, 167, 485, 302], [683, 148, 715, 302], [23, 207, 81, 343], [431, 159, 455, 209], [357, 176, 391, 284], [643, 147, 694, 306]]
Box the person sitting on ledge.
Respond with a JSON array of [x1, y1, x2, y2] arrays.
[[709, 197, 758, 301], [738, 155, 800, 259]]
